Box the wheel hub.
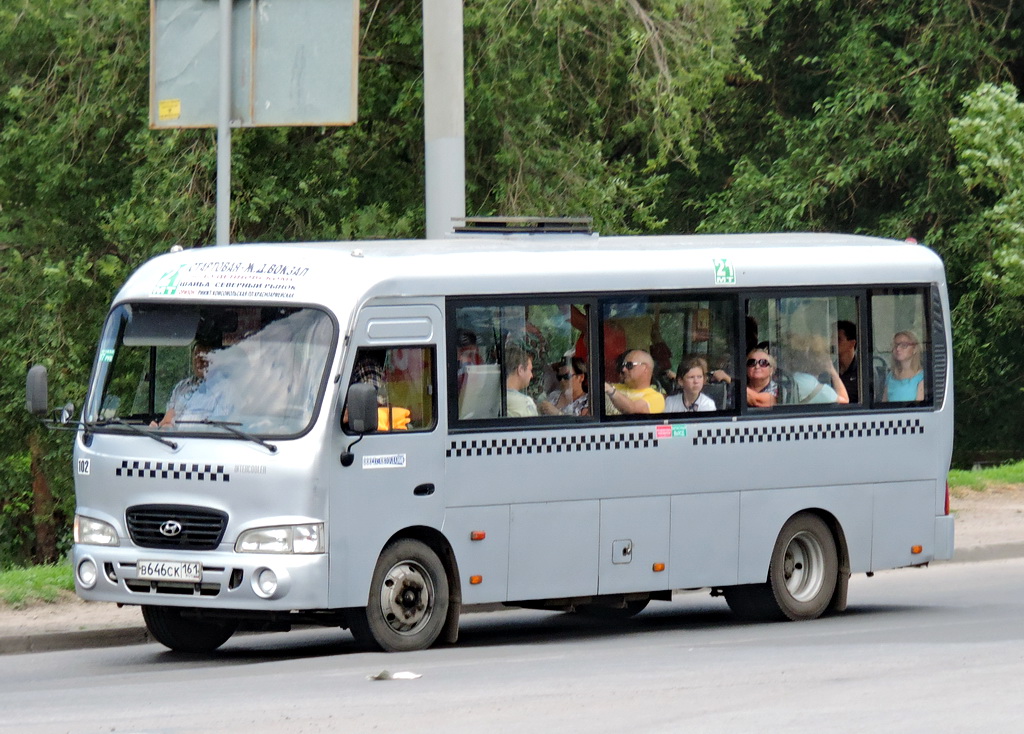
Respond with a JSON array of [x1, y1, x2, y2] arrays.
[[379, 561, 435, 634], [783, 530, 825, 602]]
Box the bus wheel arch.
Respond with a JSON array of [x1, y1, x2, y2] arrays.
[[819, 511, 850, 615], [348, 528, 461, 652], [725, 510, 842, 622]]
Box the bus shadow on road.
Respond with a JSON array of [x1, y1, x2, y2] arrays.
[[138, 597, 936, 665]]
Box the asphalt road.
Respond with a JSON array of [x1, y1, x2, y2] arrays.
[[1, 556, 1023, 734]]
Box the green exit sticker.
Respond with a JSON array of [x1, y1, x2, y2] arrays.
[[714, 258, 736, 285]]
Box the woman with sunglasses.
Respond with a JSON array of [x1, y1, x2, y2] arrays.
[[538, 357, 590, 416], [745, 348, 778, 408], [884, 330, 925, 402]]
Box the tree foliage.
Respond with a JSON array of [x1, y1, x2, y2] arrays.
[[691, 0, 1024, 460], [1, 0, 1023, 563]]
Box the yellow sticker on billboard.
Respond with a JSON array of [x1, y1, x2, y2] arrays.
[[158, 99, 182, 121]]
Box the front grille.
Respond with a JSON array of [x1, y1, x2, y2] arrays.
[[126, 504, 228, 550]]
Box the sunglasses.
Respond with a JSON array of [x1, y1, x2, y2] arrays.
[[747, 358, 771, 368], [621, 361, 646, 371], [556, 373, 572, 381], [892, 342, 915, 349]]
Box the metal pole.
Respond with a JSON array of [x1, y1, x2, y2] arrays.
[[216, 0, 232, 246], [423, 0, 466, 240]]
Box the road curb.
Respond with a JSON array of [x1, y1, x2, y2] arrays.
[[949, 542, 1024, 564], [0, 626, 151, 656]]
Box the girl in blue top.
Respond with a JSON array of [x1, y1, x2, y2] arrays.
[[884, 330, 925, 402]]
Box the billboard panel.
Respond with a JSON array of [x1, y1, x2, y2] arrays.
[[150, 0, 358, 128]]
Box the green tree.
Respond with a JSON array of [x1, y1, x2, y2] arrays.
[[0, 0, 767, 563], [688, 0, 1024, 461], [946, 82, 1024, 461], [464, 0, 767, 231]]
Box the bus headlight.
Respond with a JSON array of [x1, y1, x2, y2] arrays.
[[235, 523, 324, 554], [74, 515, 119, 547]]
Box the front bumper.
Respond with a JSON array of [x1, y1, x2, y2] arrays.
[[72, 544, 331, 611]]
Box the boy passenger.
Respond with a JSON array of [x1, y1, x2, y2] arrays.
[[664, 357, 716, 412], [604, 349, 665, 414]]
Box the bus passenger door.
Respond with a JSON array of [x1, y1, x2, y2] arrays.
[[328, 304, 446, 609]]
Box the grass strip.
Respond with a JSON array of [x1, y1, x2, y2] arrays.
[[949, 460, 1024, 492], [0, 563, 75, 608]]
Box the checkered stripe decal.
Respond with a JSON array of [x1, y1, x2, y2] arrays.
[[447, 431, 659, 458], [116, 460, 231, 482], [691, 418, 924, 446]]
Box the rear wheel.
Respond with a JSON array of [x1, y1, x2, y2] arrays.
[[142, 606, 237, 652], [349, 538, 449, 652], [725, 513, 838, 622]]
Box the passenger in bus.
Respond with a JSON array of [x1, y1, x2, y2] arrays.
[[884, 330, 925, 402], [504, 344, 539, 417], [787, 334, 849, 405], [604, 350, 665, 414], [835, 320, 859, 402], [745, 348, 778, 408], [664, 357, 716, 412], [538, 356, 589, 416]]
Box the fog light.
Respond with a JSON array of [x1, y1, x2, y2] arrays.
[[78, 559, 98, 589], [253, 568, 278, 598]]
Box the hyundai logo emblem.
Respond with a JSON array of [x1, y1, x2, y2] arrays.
[[159, 520, 183, 537]]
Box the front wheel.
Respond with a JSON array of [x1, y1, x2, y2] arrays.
[[348, 538, 449, 652], [725, 513, 838, 622], [142, 606, 237, 652]]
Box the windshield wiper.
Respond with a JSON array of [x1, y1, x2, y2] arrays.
[[177, 419, 278, 453], [88, 418, 178, 450]]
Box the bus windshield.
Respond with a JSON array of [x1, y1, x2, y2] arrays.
[[85, 304, 335, 437]]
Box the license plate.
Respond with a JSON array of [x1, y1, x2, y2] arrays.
[[136, 560, 202, 583]]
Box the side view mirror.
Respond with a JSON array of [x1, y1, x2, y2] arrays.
[[26, 365, 49, 417], [345, 382, 379, 434], [340, 382, 379, 467]]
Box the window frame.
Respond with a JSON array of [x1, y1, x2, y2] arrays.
[[447, 294, 600, 431], [866, 286, 935, 409], [596, 292, 741, 422], [445, 283, 942, 433], [343, 344, 439, 435]]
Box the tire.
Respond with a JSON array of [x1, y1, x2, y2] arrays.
[[725, 513, 838, 622], [350, 538, 449, 652], [142, 605, 237, 653]]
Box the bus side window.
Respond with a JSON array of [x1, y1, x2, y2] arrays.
[[453, 301, 590, 422], [350, 346, 436, 432], [869, 290, 930, 405], [747, 295, 858, 408]]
